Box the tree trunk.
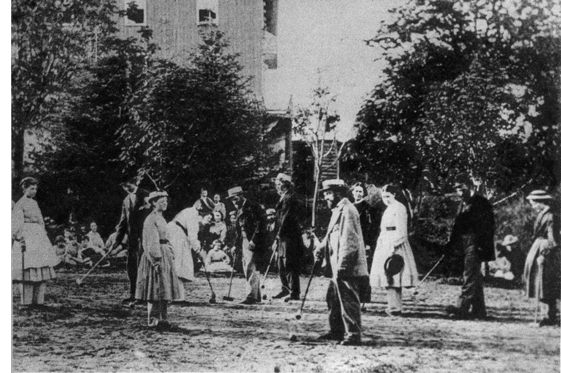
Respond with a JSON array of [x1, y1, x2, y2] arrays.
[[12, 125, 25, 190]]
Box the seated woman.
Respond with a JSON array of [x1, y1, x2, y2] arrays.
[[65, 233, 92, 267], [80, 236, 110, 268], [53, 235, 69, 268], [86, 221, 106, 255], [204, 240, 233, 273], [207, 211, 227, 250]]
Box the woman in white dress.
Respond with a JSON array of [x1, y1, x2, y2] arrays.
[[167, 207, 202, 283], [370, 184, 418, 316], [12, 177, 60, 306]]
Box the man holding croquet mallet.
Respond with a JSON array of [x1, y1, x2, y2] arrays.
[[272, 173, 306, 301], [228, 186, 267, 305], [313, 179, 369, 346]]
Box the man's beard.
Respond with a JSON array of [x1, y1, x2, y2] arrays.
[[326, 195, 341, 209]]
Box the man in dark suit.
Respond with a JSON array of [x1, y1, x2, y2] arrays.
[[272, 173, 305, 301], [112, 175, 150, 304], [446, 180, 495, 319], [228, 186, 267, 304]]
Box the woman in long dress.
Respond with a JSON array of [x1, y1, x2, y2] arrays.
[[135, 191, 184, 327], [523, 190, 560, 326], [12, 177, 60, 306], [167, 207, 202, 283], [370, 184, 418, 316]]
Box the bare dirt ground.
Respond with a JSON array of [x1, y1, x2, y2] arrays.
[[12, 269, 560, 373]]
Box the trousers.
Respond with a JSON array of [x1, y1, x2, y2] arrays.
[[127, 239, 142, 298], [327, 278, 362, 339], [242, 237, 261, 301], [278, 256, 300, 298], [457, 236, 486, 317]]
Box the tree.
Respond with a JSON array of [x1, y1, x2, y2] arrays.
[[348, 0, 561, 195], [292, 86, 346, 228], [117, 28, 270, 208], [12, 0, 120, 183], [38, 36, 150, 229]]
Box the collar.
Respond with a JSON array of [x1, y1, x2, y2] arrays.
[[334, 197, 350, 211]]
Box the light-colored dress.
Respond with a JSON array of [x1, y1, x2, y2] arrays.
[[12, 196, 59, 282], [86, 231, 105, 253], [167, 207, 201, 282], [136, 211, 184, 301], [370, 201, 418, 288], [205, 248, 233, 272]]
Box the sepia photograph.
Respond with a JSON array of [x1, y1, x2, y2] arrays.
[[10, 0, 560, 372]]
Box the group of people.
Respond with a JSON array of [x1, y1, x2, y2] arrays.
[[11, 173, 560, 343]]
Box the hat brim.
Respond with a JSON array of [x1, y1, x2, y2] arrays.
[[226, 192, 244, 199], [526, 195, 553, 200], [319, 185, 347, 193]]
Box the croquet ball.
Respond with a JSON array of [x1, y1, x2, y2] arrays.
[[274, 365, 280, 372], [288, 333, 297, 342], [295, 314, 302, 320], [262, 294, 268, 300]]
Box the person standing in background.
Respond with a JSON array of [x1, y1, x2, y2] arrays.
[[111, 175, 150, 305], [272, 173, 305, 301], [445, 180, 495, 320], [523, 190, 560, 326]]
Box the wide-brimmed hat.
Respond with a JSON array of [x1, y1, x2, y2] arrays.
[[500, 235, 519, 246], [384, 254, 405, 277], [526, 190, 553, 201], [226, 186, 245, 199], [319, 179, 347, 193], [275, 173, 292, 183], [147, 191, 168, 204], [266, 208, 276, 216]]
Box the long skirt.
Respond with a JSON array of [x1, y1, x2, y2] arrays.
[[523, 238, 560, 302], [12, 223, 59, 282], [135, 246, 184, 302], [167, 222, 196, 282], [370, 234, 418, 288]]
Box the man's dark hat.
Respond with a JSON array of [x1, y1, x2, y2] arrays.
[[384, 254, 405, 277]]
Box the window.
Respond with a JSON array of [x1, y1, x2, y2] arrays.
[[197, 0, 218, 25], [125, 0, 147, 26]]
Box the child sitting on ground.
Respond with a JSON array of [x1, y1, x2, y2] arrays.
[[204, 240, 233, 273]]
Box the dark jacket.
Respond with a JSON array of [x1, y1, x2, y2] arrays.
[[450, 193, 495, 261], [235, 198, 267, 269], [354, 200, 375, 249], [275, 192, 305, 268], [115, 187, 150, 249]]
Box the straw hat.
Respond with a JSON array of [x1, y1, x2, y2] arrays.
[[319, 179, 347, 193], [226, 186, 245, 199], [526, 190, 553, 201], [275, 173, 292, 183], [500, 235, 519, 246], [147, 191, 168, 204]]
